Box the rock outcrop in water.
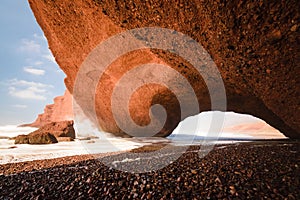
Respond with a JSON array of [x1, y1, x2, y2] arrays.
[[34, 120, 76, 139], [28, 0, 299, 138], [15, 121, 75, 144], [15, 132, 58, 145]]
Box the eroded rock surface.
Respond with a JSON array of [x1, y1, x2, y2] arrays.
[[28, 0, 299, 138], [34, 120, 76, 139], [15, 133, 58, 145]]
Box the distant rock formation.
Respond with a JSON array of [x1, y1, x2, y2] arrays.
[[223, 121, 286, 139], [28, 0, 299, 138], [25, 90, 73, 128], [15, 121, 75, 145]]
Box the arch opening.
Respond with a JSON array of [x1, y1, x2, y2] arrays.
[[169, 111, 287, 142]]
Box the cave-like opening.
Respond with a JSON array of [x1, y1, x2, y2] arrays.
[[170, 111, 286, 141]]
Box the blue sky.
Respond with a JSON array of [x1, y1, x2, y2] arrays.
[[0, 1, 66, 125]]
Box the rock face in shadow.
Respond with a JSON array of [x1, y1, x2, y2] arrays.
[[15, 133, 58, 145], [15, 121, 75, 145], [28, 0, 299, 138], [24, 90, 73, 128]]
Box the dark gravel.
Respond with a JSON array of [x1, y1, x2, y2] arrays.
[[0, 141, 299, 199]]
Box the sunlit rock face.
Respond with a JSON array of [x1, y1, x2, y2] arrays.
[[28, 0, 299, 138], [25, 90, 73, 128]]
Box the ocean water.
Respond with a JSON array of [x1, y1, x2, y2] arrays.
[[0, 138, 146, 164], [0, 112, 285, 164], [0, 126, 243, 164], [0, 125, 37, 138]]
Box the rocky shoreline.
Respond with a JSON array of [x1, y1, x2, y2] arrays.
[[0, 141, 299, 199], [14, 121, 75, 145]]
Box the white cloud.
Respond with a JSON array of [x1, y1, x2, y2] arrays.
[[8, 79, 52, 88], [12, 104, 28, 109], [19, 34, 58, 75], [56, 69, 64, 73], [42, 53, 56, 63], [9, 87, 46, 100], [33, 33, 47, 41], [19, 39, 41, 53], [34, 61, 44, 66], [23, 67, 45, 76], [8, 79, 53, 101]]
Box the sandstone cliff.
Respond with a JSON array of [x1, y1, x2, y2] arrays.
[[27, 90, 73, 127], [28, 0, 299, 138]]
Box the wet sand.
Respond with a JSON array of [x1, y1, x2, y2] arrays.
[[0, 140, 299, 199]]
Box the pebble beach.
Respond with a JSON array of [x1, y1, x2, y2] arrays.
[[0, 140, 299, 199]]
